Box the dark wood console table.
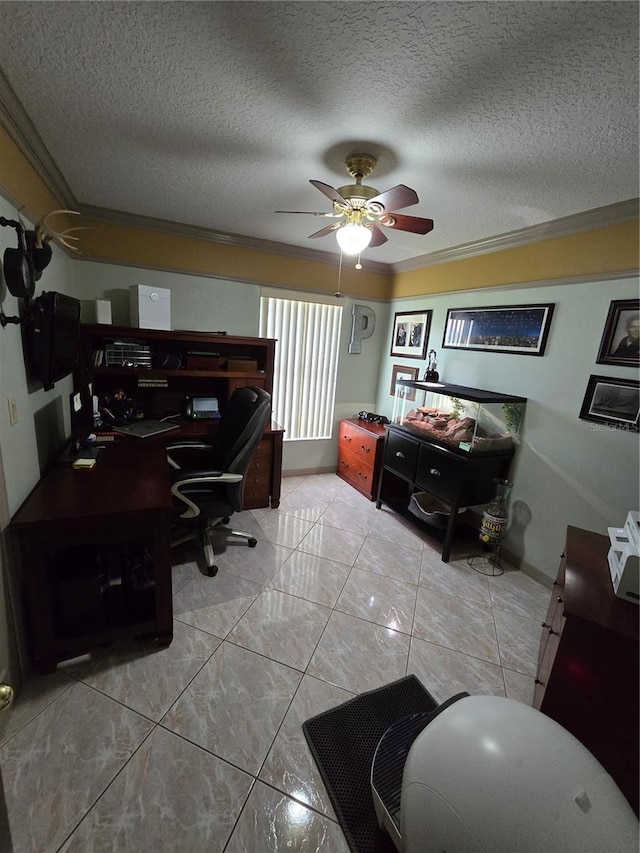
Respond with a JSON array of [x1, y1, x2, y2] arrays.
[[534, 525, 639, 814], [12, 442, 173, 673], [376, 423, 513, 561]]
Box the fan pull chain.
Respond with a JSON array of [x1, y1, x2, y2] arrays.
[[355, 253, 362, 270], [335, 250, 343, 298]]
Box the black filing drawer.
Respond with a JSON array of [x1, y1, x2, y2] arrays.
[[415, 444, 464, 504], [384, 430, 419, 481]]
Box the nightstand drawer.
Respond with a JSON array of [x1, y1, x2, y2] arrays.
[[339, 421, 379, 460], [338, 446, 374, 490], [415, 445, 464, 504], [384, 430, 419, 481], [337, 418, 386, 500]]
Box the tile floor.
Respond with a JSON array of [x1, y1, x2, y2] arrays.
[[1, 473, 550, 852]]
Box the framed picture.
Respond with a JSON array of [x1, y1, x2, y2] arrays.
[[596, 299, 640, 367], [442, 303, 555, 356], [390, 310, 432, 360], [390, 364, 419, 399], [579, 374, 639, 432]]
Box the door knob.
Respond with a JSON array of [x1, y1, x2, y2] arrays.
[[0, 683, 14, 711]]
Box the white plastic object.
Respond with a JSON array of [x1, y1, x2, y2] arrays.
[[401, 695, 638, 853]]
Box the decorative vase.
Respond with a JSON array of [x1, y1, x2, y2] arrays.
[[479, 479, 512, 544]]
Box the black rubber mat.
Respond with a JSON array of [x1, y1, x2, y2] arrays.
[[302, 675, 437, 853]]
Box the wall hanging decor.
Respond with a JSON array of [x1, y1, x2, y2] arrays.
[[579, 374, 639, 432], [442, 303, 555, 356], [390, 309, 431, 360], [596, 299, 639, 367], [348, 304, 376, 353], [390, 364, 419, 398]]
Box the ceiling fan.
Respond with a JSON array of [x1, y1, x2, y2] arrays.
[[276, 153, 434, 259]]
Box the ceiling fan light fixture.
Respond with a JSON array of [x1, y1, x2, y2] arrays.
[[335, 222, 372, 255]]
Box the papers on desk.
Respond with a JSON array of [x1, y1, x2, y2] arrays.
[[72, 456, 97, 469]]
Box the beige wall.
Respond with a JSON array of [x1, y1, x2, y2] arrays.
[[1, 125, 639, 587], [1, 123, 637, 300]]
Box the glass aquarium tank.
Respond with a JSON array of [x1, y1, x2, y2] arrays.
[[392, 381, 526, 453]]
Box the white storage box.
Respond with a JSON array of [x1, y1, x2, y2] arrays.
[[129, 285, 171, 330], [607, 511, 639, 605], [95, 299, 112, 324]]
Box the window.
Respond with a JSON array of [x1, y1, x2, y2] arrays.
[[260, 295, 343, 440]]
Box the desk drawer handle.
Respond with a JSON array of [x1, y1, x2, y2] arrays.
[[395, 451, 405, 459], [343, 435, 352, 442], [361, 445, 371, 453], [429, 468, 441, 476], [541, 621, 557, 635]]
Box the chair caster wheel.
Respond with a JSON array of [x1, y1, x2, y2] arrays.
[[206, 565, 219, 577], [248, 538, 257, 548]]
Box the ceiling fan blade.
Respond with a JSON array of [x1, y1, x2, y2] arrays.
[[308, 222, 341, 239], [367, 184, 419, 212], [368, 224, 388, 247], [310, 180, 348, 205], [382, 213, 434, 235], [275, 210, 339, 217]]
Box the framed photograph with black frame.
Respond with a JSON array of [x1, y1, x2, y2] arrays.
[[390, 364, 419, 399], [390, 310, 431, 360], [596, 299, 639, 367], [442, 303, 555, 356], [579, 374, 639, 432]]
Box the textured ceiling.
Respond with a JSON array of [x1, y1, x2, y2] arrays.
[[0, 1, 638, 267]]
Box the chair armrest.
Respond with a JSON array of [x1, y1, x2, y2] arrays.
[[167, 443, 213, 450], [171, 472, 243, 518], [167, 442, 213, 470], [172, 472, 242, 484]]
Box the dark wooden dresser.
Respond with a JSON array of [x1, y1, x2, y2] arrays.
[[336, 418, 386, 500], [376, 423, 513, 561], [534, 525, 639, 815]]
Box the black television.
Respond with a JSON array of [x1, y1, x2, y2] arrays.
[[27, 291, 81, 390]]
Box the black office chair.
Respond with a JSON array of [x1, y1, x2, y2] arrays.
[[167, 385, 272, 577]]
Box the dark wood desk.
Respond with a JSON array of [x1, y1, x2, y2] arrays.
[[534, 526, 639, 814], [12, 442, 173, 673], [97, 419, 284, 510]]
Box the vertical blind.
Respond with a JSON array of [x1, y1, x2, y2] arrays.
[[260, 296, 343, 440]]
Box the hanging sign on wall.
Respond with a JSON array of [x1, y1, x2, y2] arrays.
[[349, 304, 376, 354]]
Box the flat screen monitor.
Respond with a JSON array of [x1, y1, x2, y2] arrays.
[[27, 291, 81, 390], [69, 386, 94, 454]]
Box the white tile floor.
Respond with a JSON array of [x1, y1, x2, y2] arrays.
[[0, 473, 550, 852]]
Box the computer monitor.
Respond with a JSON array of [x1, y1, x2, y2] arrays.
[[27, 291, 81, 390], [69, 385, 94, 454]]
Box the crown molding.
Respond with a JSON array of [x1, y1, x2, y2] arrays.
[[391, 198, 640, 273], [78, 203, 391, 275], [0, 67, 77, 210], [2, 64, 636, 277]]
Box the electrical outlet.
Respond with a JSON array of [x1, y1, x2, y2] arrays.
[[7, 398, 18, 426]]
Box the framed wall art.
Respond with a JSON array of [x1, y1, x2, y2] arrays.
[[596, 299, 639, 367], [390, 364, 419, 399], [579, 374, 639, 432], [390, 310, 431, 360], [442, 303, 555, 356]]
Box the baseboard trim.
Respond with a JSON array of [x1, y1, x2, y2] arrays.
[[282, 466, 336, 478], [500, 545, 554, 589]]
